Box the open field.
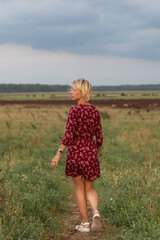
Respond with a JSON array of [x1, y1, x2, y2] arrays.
[[0, 91, 160, 109], [0, 104, 160, 239], [0, 91, 160, 101]]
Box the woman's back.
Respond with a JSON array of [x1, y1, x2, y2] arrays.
[[62, 104, 103, 148], [74, 104, 100, 138]]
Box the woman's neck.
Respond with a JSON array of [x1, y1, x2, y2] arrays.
[[77, 99, 88, 105]]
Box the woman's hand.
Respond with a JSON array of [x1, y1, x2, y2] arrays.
[[51, 152, 61, 170]]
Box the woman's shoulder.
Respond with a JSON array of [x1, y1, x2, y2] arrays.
[[69, 105, 79, 111], [68, 105, 81, 114], [69, 104, 100, 113], [71, 104, 99, 111]]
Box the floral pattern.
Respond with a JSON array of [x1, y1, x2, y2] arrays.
[[61, 104, 103, 181]]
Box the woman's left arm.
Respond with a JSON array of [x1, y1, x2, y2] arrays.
[[51, 107, 77, 170], [51, 144, 67, 170], [61, 107, 77, 146]]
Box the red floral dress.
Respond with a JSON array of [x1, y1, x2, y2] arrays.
[[61, 104, 103, 181]]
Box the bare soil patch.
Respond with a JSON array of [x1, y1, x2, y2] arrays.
[[0, 99, 160, 108]]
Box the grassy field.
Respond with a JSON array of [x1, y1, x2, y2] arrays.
[[97, 106, 160, 239], [0, 104, 160, 239], [0, 91, 160, 101]]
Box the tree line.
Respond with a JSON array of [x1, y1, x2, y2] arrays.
[[0, 84, 160, 93]]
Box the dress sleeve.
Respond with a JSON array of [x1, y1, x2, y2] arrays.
[[95, 111, 103, 148], [61, 107, 77, 146]]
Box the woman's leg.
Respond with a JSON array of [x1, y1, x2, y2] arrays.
[[84, 178, 98, 211], [84, 178, 101, 231], [72, 175, 89, 225]]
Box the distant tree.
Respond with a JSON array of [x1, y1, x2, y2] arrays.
[[50, 94, 55, 98], [0, 83, 160, 93], [121, 93, 127, 96]]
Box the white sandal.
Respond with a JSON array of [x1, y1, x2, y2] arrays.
[[91, 210, 101, 232], [75, 222, 90, 232]]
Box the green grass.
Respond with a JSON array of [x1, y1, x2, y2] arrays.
[[0, 105, 160, 239], [97, 107, 160, 239], [93, 91, 160, 100], [0, 105, 70, 240]]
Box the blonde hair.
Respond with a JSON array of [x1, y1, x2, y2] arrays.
[[71, 79, 92, 102]]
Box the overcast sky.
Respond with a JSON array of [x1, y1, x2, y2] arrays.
[[0, 0, 160, 86]]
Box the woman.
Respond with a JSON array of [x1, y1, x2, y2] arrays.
[[51, 79, 103, 232]]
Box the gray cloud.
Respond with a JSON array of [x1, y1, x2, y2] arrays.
[[0, 44, 160, 85], [0, 0, 160, 60]]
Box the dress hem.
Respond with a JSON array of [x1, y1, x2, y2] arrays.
[[65, 172, 100, 181]]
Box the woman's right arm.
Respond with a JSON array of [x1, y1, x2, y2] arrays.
[[95, 111, 103, 153], [97, 146, 101, 155]]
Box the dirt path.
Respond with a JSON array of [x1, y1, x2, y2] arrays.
[[60, 181, 107, 240]]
